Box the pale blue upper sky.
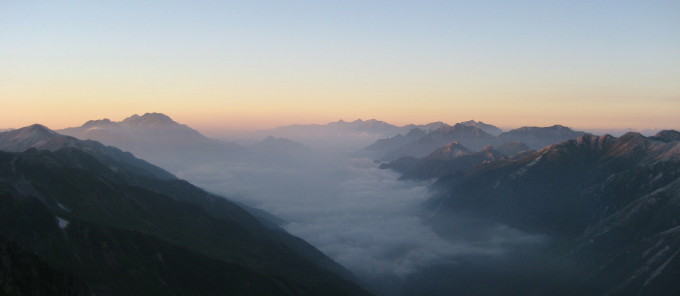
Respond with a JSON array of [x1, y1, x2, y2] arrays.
[[1, 0, 679, 130]]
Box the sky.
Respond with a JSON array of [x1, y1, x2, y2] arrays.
[[1, 0, 679, 131]]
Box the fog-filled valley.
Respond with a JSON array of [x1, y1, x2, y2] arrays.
[[4, 1, 678, 294], [2, 113, 680, 295]]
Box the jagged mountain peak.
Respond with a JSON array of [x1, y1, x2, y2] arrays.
[[512, 124, 573, 132], [401, 122, 450, 133], [434, 123, 492, 137], [536, 134, 616, 156], [81, 118, 118, 129], [530, 133, 679, 163], [122, 112, 177, 127], [458, 120, 503, 136], [425, 141, 472, 160], [497, 125, 588, 150], [328, 118, 394, 128]]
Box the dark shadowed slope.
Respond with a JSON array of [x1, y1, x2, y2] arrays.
[[0, 236, 93, 296], [427, 131, 680, 295], [0, 124, 175, 180], [0, 126, 372, 296], [363, 123, 583, 161], [382, 144, 513, 180]]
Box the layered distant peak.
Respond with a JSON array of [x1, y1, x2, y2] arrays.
[[651, 130, 680, 143], [606, 132, 675, 160], [509, 124, 577, 135], [419, 121, 449, 130], [539, 134, 615, 157], [358, 119, 394, 128], [425, 142, 472, 160], [401, 122, 450, 133], [81, 118, 119, 129], [16, 124, 58, 138], [572, 133, 617, 148], [432, 123, 494, 138], [498, 125, 588, 150], [0, 124, 60, 152], [405, 128, 426, 138], [122, 113, 177, 127], [535, 133, 680, 163], [0, 124, 176, 179], [252, 136, 312, 157], [458, 120, 503, 136], [326, 118, 399, 132], [258, 136, 307, 149]]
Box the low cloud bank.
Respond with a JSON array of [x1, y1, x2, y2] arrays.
[[177, 156, 543, 281]]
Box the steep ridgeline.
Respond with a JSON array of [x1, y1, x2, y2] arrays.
[[248, 118, 451, 154], [381, 141, 531, 180], [399, 121, 450, 134], [459, 120, 504, 136], [0, 124, 175, 180], [58, 113, 244, 172], [267, 119, 449, 140], [427, 131, 680, 295], [361, 128, 428, 160], [364, 123, 497, 161], [0, 126, 372, 296], [363, 123, 586, 161], [496, 125, 588, 150]]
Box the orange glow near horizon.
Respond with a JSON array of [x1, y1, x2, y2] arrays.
[[2, 91, 679, 134], [2, 1, 679, 135]]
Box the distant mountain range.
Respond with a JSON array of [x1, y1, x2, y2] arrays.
[[58, 113, 244, 172], [459, 120, 504, 136], [381, 142, 530, 180], [57, 113, 510, 168], [364, 123, 586, 161], [235, 118, 501, 153], [58, 113, 317, 172], [267, 118, 447, 138], [0, 125, 372, 295], [0, 124, 176, 180], [422, 131, 680, 294]]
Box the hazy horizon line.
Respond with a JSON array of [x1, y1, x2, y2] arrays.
[[2, 113, 676, 138]]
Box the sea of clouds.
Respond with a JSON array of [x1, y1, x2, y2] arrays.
[[176, 154, 543, 283]]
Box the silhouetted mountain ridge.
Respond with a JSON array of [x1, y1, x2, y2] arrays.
[[0, 124, 176, 180], [59, 113, 245, 172], [364, 123, 586, 161], [0, 125, 372, 296], [424, 131, 680, 294]]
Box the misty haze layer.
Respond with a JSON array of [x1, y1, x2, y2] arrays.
[[176, 154, 543, 282]]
